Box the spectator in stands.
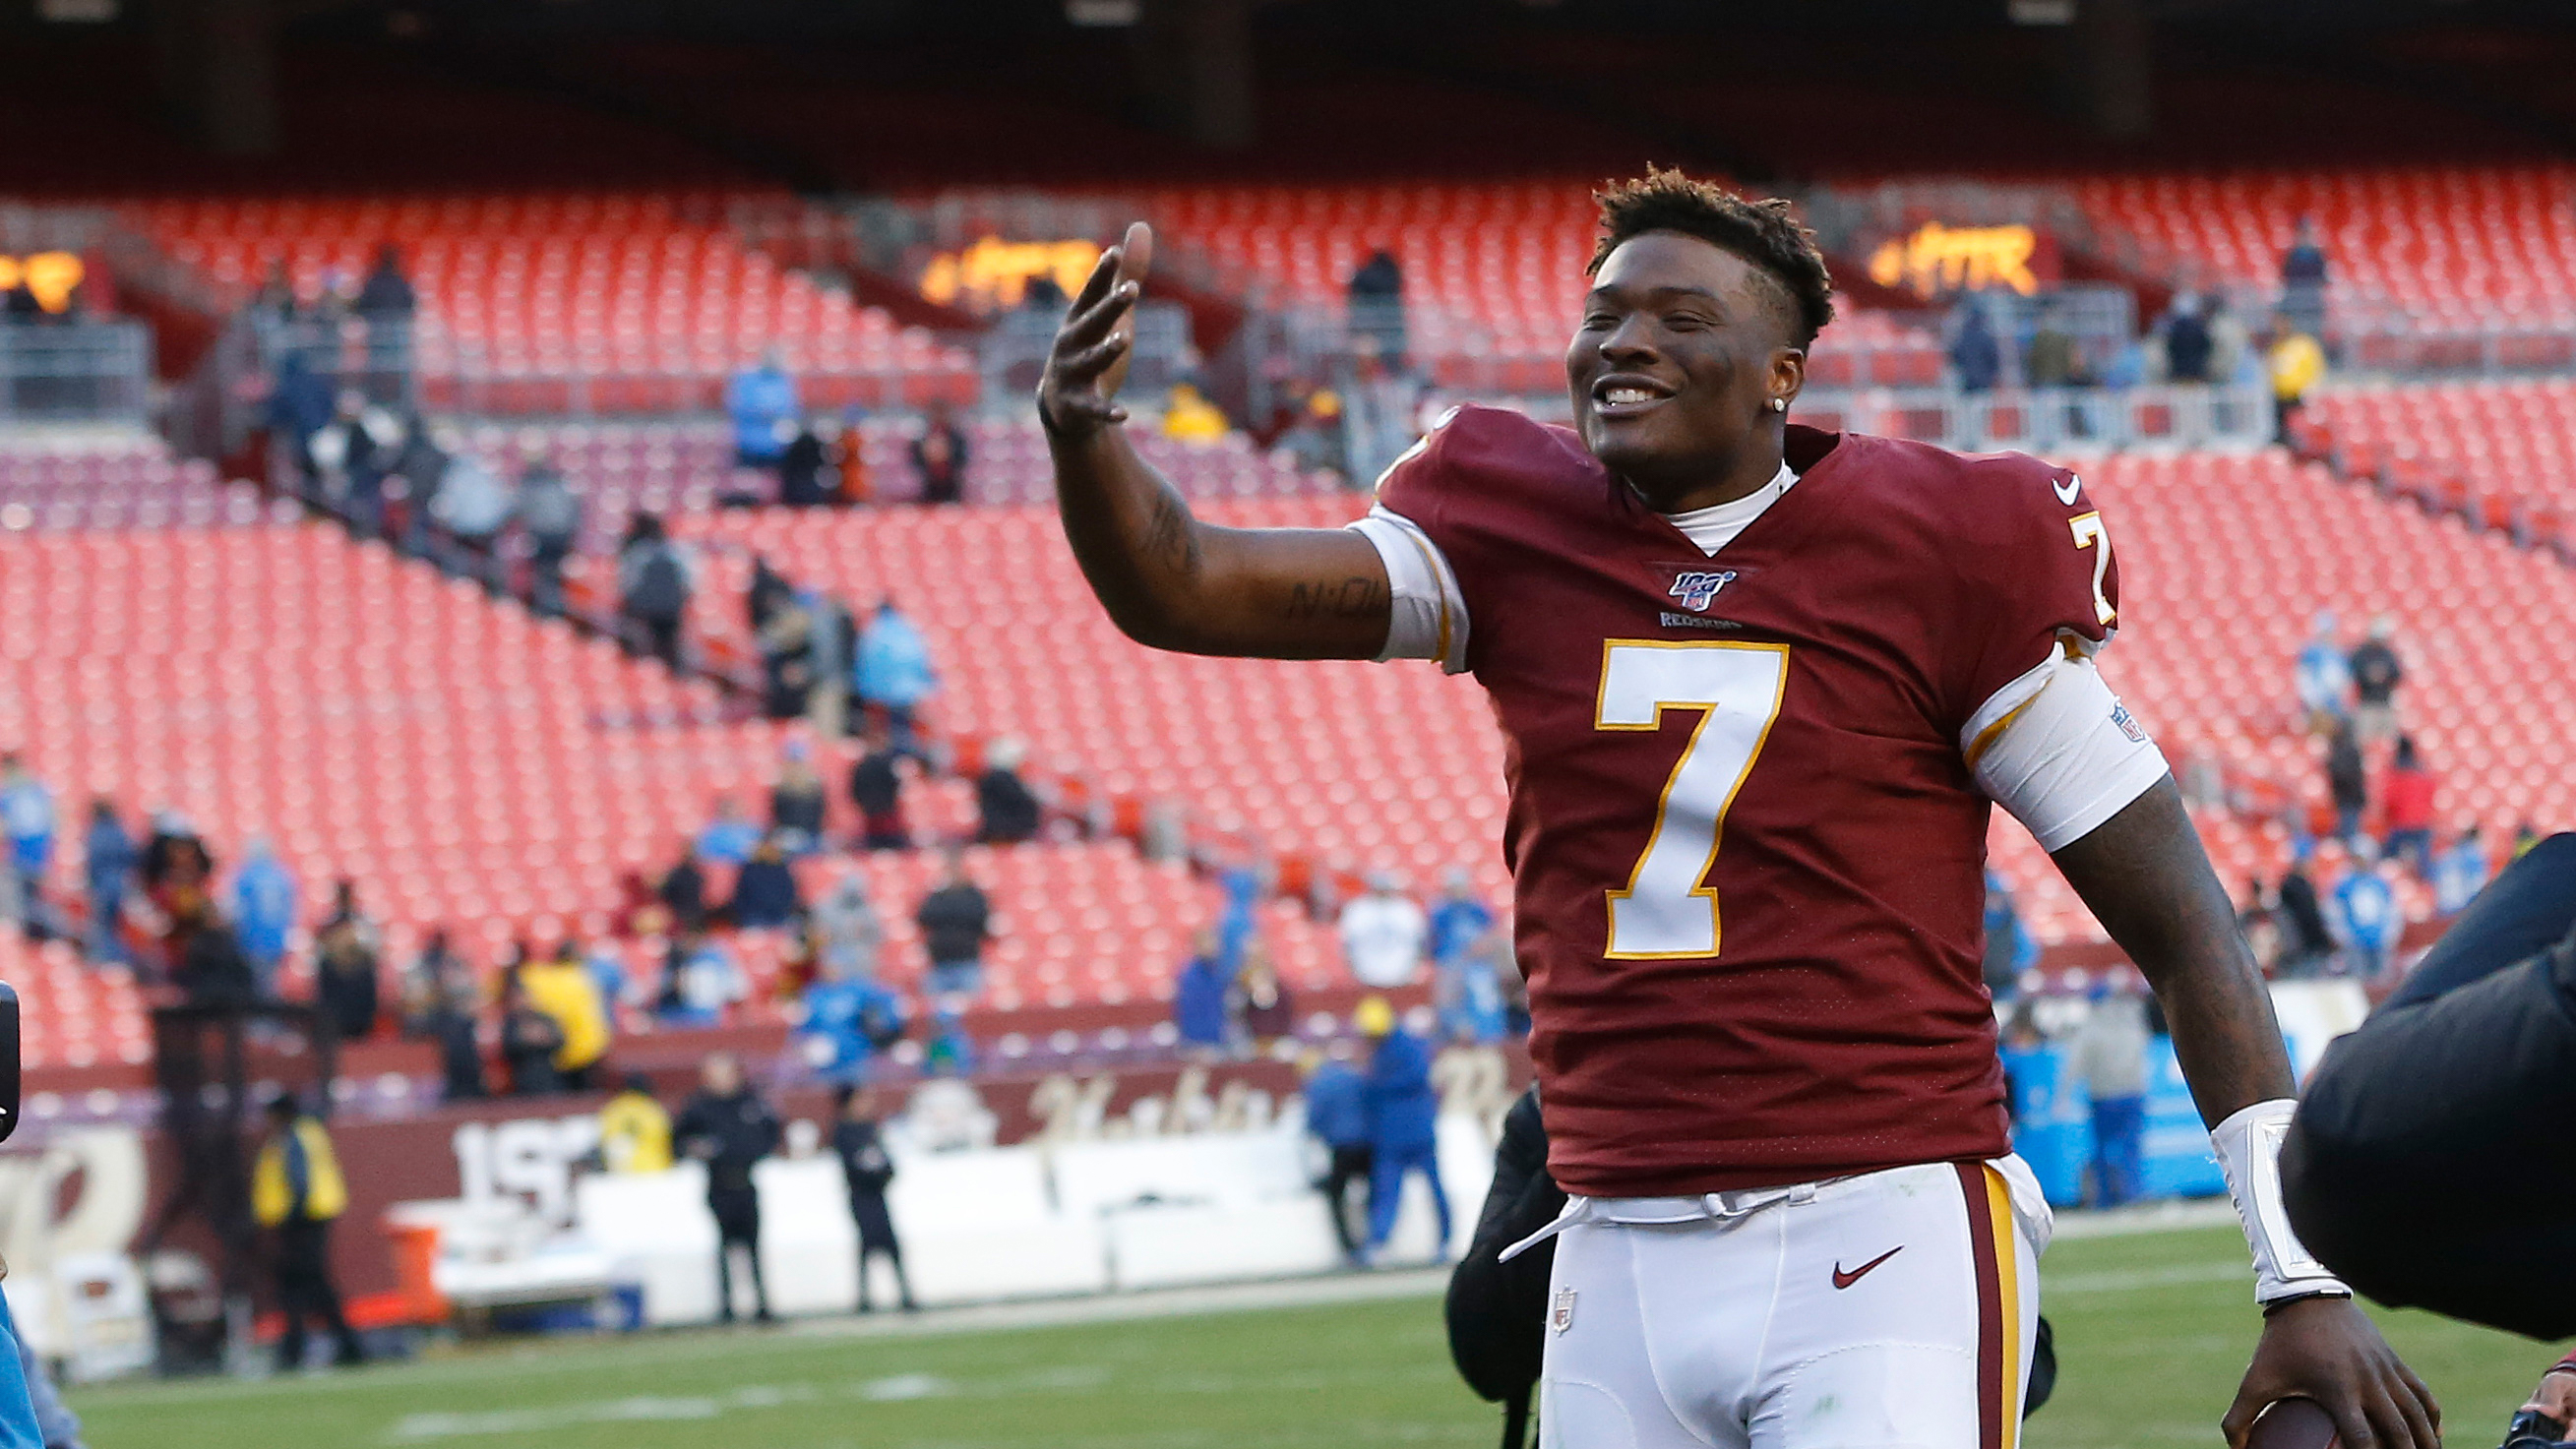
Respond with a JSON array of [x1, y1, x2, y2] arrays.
[[2162, 292, 2215, 384], [498, 965, 567, 1095], [854, 598, 937, 747], [2239, 877, 2284, 977], [252, 1092, 364, 1369], [697, 798, 762, 866], [1947, 300, 2001, 393], [2331, 843, 2401, 980], [725, 835, 803, 931], [676, 1053, 782, 1324], [139, 811, 214, 919], [2513, 819, 2544, 860], [583, 937, 632, 1035], [1358, 996, 1449, 1262], [1346, 249, 1408, 371], [1426, 869, 1492, 976], [2348, 615, 2405, 741], [2070, 974, 2151, 1207], [777, 418, 836, 507], [2275, 855, 2338, 978], [2380, 738, 2439, 875], [82, 797, 134, 966], [2025, 303, 2077, 391], [252, 259, 301, 324], [427, 440, 515, 582], [657, 930, 747, 1027], [812, 870, 883, 975], [910, 401, 969, 506], [749, 554, 796, 634], [313, 909, 381, 1043], [1303, 1047, 1372, 1263], [1238, 937, 1296, 1049], [617, 513, 693, 669], [2295, 611, 2351, 734], [2204, 297, 2252, 388], [849, 720, 910, 850], [1161, 383, 1229, 444], [267, 353, 335, 489], [726, 348, 799, 474], [229, 839, 296, 991], [767, 743, 828, 856], [387, 410, 450, 555], [0, 755, 52, 908], [659, 848, 708, 933], [1982, 868, 2041, 1002], [2326, 718, 2369, 844], [1174, 928, 1236, 1057], [2267, 313, 2327, 444], [2280, 215, 2330, 344], [402, 929, 485, 1101], [974, 737, 1045, 845], [355, 243, 414, 319], [313, 392, 403, 539], [515, 452, 583, 617], [2431, 825, 2490, 918], [799, 586, 853, 740], [799, 945, 905, 1083], [756, 590, 818, 720], [520, 940, 611, 1092], [1339, 870, 1427, 989], [916, 846, 993, 1007], [832, 1085, 916, 1313], [598, 1073, 673, 1174], [1441, 926, 1511, 1046]]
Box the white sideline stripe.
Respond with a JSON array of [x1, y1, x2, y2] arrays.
[[2049, 1199, 2240, 1239], [2044, 1261, 2250, 1295], [788, 1267, 1454, 1342]]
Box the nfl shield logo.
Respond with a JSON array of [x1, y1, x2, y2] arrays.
[[1668, 570, 1738, 612], [1551, 1287, 1577, 1335]]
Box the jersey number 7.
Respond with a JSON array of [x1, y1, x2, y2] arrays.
[[1595, 641, 1792, 959]]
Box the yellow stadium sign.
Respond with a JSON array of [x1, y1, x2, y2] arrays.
[[1867, 222, 2039, 298], [0, 251, 84, 313], [919, 237, 1102, 313]]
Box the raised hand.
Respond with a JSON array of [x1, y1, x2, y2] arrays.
[[1037, 221, 1155, 440]]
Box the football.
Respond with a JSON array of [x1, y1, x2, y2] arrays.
[[2246, 1398, 2342, 1449]]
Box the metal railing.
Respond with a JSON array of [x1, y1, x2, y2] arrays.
[[0, 320, 152, 424], [1789, 380, 2277, 454]]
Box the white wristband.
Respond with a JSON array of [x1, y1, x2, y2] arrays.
[[2211, 1099, 2350, 1304]]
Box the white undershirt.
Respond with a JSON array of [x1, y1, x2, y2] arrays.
[[1654, 460, 1800, 557]]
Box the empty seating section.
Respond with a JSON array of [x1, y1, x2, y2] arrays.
[[128, 194, 978, 414], [0, 437, 267, 530], [687, 500, 1516, 901], [2302, 380, 2576, 545], [1131, 183, 1940, 392], [2074, 168, 2576, 335], [0, 932, 151, 1071], [2000, 452, 2576, 936]]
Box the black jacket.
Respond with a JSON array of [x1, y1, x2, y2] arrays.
[[1445, 1086, 1563, 1439], [677, 1088, 782, 1194]]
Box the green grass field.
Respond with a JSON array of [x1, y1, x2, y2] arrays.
[[66, 1226, 2549, 1449]]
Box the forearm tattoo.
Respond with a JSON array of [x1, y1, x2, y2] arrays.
[[1144, 492, 1200, 574], [1286, 575, 1387, 622]]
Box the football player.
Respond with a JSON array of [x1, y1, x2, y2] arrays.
[[1039, 171, 2436, 1449]]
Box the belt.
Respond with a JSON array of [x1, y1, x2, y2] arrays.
[[1498, 1180, 1833, 1263]]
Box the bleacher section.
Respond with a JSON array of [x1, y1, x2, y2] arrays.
[[0, 437, 267, 530], [129, 194, 979, 415], [2300, 379, 2575, 550], [2074, 167, 2576, 361], [1128, 183, 1943, 393]]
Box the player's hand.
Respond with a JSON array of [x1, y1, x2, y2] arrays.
[[2517, 1362, 2576, 1426], [2223, 1298, 2441, 1449], [1037, 221, 1154, 441]]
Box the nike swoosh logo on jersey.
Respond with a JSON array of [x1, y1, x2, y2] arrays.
[[2054, 474, 2083, 506], [1831, 1245, 1904, 1289]]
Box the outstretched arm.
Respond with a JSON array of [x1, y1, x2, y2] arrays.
[[2053, 779, 2439, 1449], [1041, 224, 1392, 660]]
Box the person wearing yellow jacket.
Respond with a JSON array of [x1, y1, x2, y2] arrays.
[[252, 1092, 365, 1369], [597, 1072, 674, 1174], [518, 943, 612, 1092]]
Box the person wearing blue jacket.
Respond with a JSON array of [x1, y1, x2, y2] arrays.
[[1303, 1048, 1373, 1262], [230, 839, 297, 990], [1173, 930, 1235, 1056], [726, 350, 799, 469], [852, 599, 938, 749], [0, 1293, 59, 1449], [1358, 996, 1450, 1261]]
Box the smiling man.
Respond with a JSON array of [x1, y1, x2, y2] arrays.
[[1038, 170, 2435, 1449]]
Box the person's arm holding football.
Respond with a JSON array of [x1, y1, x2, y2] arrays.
[[1040, 223, 1393, 660], [2053, 782, 2440, 1449]]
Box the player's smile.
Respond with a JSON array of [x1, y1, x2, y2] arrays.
[[1590, 373, 1675, 420]]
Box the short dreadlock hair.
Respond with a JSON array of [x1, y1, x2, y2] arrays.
[[1587, 168, 1836, 348]]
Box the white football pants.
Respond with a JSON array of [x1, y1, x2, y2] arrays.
[[1529, 1158, 2050, 1449]]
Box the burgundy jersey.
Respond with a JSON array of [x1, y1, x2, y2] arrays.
[[1377, 406, 2121, 1197]]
